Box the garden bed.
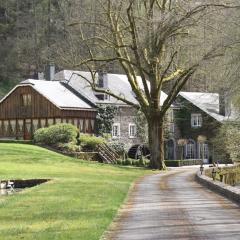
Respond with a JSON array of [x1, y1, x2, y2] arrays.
[[205, 165, 240, 186]]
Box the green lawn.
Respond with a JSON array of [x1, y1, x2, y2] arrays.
[[0, 143, 148, 240]]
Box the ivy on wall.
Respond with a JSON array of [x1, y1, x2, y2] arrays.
[[96, 105, 117, 136], [175, 97, 220, 139]]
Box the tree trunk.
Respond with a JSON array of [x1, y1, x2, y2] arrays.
[[148, 116, 166, 170]]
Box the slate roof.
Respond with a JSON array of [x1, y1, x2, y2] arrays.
[[179, 92, 238, 122], [0, 79, 94, 110], [54, 70, 169, 106]]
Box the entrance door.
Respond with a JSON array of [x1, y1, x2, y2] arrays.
[[24, 119, 32, 140]]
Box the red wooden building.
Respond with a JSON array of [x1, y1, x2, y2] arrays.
[[0, 79, 96, 140]]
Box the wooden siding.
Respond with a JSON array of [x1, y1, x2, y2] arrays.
[[0, 85, 97, 139], [0, 86, 96, 119]]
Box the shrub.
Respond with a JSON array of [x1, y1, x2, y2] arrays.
[[108, 141, 125, 155], [122, 159, 131, 166], [116, 159, 123, 165], [80, 134, 106, 151], [34, 124, 79, 145], [57, 142, 81, 153]]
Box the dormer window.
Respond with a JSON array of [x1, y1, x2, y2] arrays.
[[191, 113, 202, 128], [95, 93, 110, 101], [21, 94, 32, 106]]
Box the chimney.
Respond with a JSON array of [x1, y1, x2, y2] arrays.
[[219, 90, 231, 117], [45, 63, 55, 81], [98, 70, 108, 88]]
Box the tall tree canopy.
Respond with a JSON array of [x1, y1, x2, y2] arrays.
[[66, 0, 240, 169]]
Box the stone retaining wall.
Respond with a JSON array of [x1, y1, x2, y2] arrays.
[[196, 171, 240, 204]]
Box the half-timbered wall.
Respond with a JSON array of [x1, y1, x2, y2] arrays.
[[0, 86, 96, 139]]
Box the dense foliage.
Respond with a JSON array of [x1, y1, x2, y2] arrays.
[[96, 105, 117, 136], [0, 1, 239, 100], [34, 123, 79, 145], [212, 122, 240, 163]]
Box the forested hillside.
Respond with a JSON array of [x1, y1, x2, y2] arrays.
[[0, 0, 239, 100]]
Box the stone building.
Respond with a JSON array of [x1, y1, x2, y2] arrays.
[[1, 68, 238, 163], [171, 92, 238, 162], [54, 70, 170, 148]]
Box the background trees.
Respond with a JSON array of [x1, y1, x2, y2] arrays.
[[0, 0, 239, 168], [0, 0, 239, 98], [65, 0, 239, 169]]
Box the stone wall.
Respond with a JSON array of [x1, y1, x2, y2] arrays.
[[196, 169, 240, 204], [112, 106, 141, 147]]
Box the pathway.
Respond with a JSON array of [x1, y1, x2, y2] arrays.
[[109, 167, 240, 240]]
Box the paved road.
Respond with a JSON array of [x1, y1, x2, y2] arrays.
[[109, 168, 240, 240]]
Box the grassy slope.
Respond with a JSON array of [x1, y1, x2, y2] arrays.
[[0, 144, 148, 240]]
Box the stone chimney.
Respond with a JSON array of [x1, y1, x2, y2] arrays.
[[45, 63, 55, 81], [219, 89, 231, 117], [97, 70, 108, 88]]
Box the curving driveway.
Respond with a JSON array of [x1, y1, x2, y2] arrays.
[[108, 167, 240, 240]]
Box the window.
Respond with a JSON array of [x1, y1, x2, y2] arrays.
[[21, 94, 32, 106], [185, 140, 196, 159], [169, 110, 174, 122], [198, 143, 209, 160], [169, 123, 175, 133], [95, 93, 110, 101], [129, 123, 136, 138], [112, 123, 120, 138], [191, 113, 202, 128]]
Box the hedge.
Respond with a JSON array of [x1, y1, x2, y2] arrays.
[[165, 159, 203, 167]]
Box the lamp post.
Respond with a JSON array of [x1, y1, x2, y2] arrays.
[[200, 164, 204, 175], [212, 168, 217, 181]]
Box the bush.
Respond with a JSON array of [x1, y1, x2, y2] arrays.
[[108, 141, 125, 155], [80, 134, 106, 151], [57, 142, 81, 153], [116, 159, 123, 165], [121, 159, 132, 166], [34, 124, 79, 145]]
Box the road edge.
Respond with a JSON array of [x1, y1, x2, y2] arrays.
[[195, 170, 240, 204]]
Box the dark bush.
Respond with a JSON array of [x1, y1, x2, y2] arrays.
[[34, 124, 79, 145], [165, 159, 203, 167], [116, 159, 123, 165]]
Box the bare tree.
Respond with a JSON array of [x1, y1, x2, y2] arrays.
[[68, 0, 239, 169]]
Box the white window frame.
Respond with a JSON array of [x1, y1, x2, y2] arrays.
[[169, 123, 175, 133], [198, 143, 209, 160], [191, 113, 202, 128], [169, 109, 174, 122], [129, 123, 137, 138], [185, 140, 196, 159], [112, 123, 120, 138]]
